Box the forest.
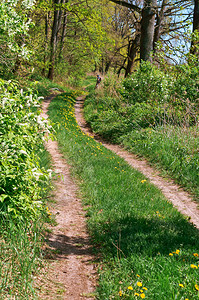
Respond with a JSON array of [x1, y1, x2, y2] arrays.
[[0, 0, 199, 299]]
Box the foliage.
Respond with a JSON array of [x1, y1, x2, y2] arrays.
[[83, 63, 199, 199], [0, 79, 51, 221], [48, 92, 199, 300], [0, 0, 35, 76], [121, 61, 170, 104]]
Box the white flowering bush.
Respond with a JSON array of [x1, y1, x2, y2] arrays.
[[0, 79, 51, 221], [121, 61, 170, 104], [0, 0, 35, 75]]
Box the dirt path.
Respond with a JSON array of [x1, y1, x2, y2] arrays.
[[75, 96, 199, 230], [39, 95, 96, 299]]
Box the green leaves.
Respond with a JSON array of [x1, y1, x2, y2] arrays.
[[0, 0, 35, 75], [0, 79, 51, 221]]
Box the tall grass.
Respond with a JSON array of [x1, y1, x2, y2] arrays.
[[0, 219, 43, 299], [0, 144, 52, 299], [48, 92, 199, 300]]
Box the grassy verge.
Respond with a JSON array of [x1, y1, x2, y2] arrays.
[[0, 145, 52, 299], [83, 77, 199, 201], [48, 91, 199, 300]]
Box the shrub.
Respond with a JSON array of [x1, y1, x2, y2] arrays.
[[0, 79, 51, 221], [121, 61, 170, 105]]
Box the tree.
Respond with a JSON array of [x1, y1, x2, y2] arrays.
[[191, 0, 199, 55]]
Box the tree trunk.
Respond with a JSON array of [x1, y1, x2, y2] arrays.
[[153, 0, 168, 52], [48, 0, 61, 80], [59, 9, 67, 61], [191, 0, 199, 55], [140, 0, 157, 61], [42, 11, 50, 76], [125, 35, 140, 77]]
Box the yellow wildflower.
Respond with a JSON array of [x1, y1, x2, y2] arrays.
[[137, 282, 142, 287], [190, 264, 198, 269], [143, 287, 148, 290], [193, 253, 199, 257], [169, 253, 173, 256], [134, 292, 139, 296], [141, 180, 147, 183], [195, 284, 199, 291], [140, 293, 145, 299], [179, 284, 184, 287], [128, 286, 133, 290], [119, 290, 122, 296], [175, 249, 180, 254]]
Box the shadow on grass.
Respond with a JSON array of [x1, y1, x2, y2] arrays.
[[89, 214, 199, 259]]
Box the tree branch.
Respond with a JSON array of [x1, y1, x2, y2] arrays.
[[109, 0, 142, 14]]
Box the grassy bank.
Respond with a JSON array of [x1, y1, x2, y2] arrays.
[[83, 75, 199, 201], [48, 92, 199, 300]]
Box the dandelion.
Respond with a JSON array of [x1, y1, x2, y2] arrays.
[[140, 293, 145, 299], [134, 292, 139, 296], [179, 284, 184, 288], [190, 264, 198, 269], [119, 290, 122, 296], [193, 253, 199, 257], [175, 249, 180, 254], [141, 180, 146, 183], [143, 287, 148, 290], [195, 284, 199, 291], [128, 286, 133, 290], [137, 282, 142, 287], [136, 274, 140, 277], [169, 253, 173, 256]]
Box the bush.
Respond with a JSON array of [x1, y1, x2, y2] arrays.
[[121, 61, 170, 105], [0, 79, 51, 221]]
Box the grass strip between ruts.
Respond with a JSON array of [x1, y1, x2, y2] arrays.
[[48, 92, 199, 300]]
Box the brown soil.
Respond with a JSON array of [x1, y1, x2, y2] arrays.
[[38, 95, 97, 299], [75, 96, 199, 230]]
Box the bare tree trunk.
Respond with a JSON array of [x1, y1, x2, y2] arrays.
[[42, 11, 50, 76], [125, 35, 140, 77], [59, 9, 67, 61], [153, 0, 168, 52], [191, 0, 199, 55], [48, 0, 61, 80], [140, 0, 157, 61]]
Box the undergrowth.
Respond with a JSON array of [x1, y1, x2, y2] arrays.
[[0, 78, 54, 298], [83, 68, 199, 201]]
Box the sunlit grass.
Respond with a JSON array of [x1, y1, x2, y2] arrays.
[[48, 92, 199, 300]]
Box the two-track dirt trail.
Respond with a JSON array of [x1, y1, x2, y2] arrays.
[[75, 96, 199, 230], [39, 95, 96, 299], [39, 92, 198, 299]]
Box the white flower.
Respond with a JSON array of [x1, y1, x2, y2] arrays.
[[20, 150, 27, 155]]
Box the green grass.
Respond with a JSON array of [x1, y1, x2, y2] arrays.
[[120, 125, 199, 200], [0, 144, 52, 299], [48, 92, 199, 300], [0, 217, 44, 299], [83, 86, 199, 201]]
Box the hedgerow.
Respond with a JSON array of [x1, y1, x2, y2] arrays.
[[0, 79, 51, 221]]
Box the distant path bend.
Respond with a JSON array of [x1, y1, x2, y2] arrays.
[[75, 96, 199, 230]]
